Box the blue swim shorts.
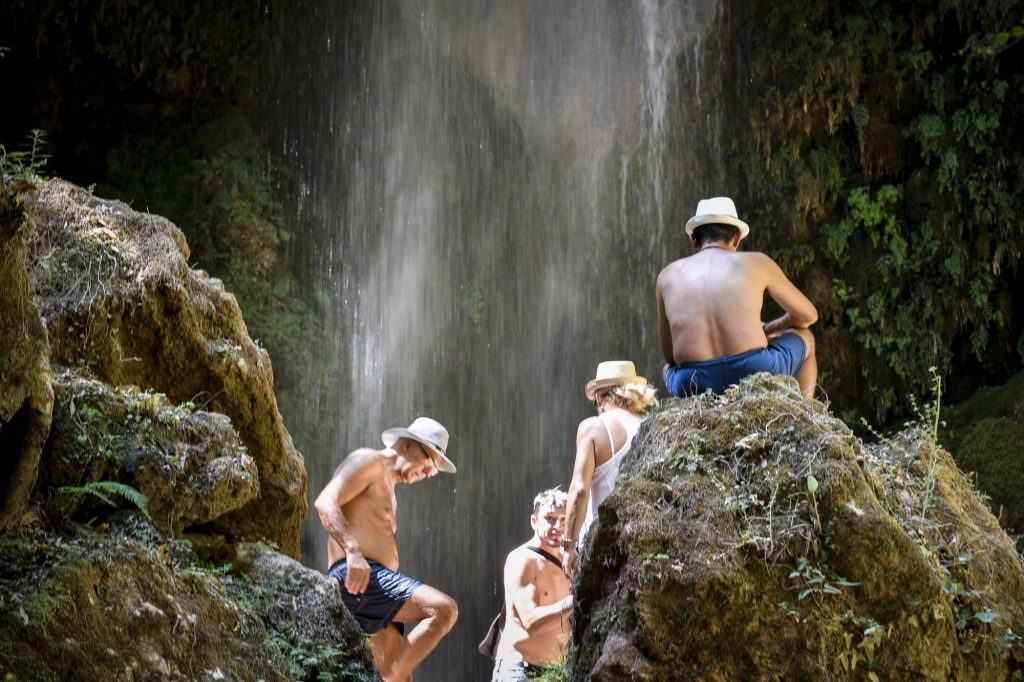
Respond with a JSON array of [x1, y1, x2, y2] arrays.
[[664, 332, 807, 397], [328, 558, 422, 634]]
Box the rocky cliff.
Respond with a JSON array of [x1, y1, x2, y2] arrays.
[[0, 176, 375, 680], [571, 374, 1024, 681]]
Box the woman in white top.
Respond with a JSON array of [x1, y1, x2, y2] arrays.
[[563, 361, 658, 576]]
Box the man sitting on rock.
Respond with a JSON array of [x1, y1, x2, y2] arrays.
[[315, 417, 458, 682], [490, 488, 573, 681], [657, 196, 818, 398]]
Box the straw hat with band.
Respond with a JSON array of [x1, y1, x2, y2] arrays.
[[584, 361, 648, 401], [382, 417, 456, 473], [684, 196, 750, 240]]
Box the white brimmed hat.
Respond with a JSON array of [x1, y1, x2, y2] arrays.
[[382, 417, 456, 473], [684, 196, 750, 240], [585, 361, 647, 400]]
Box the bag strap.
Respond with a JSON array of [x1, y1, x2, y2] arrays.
[[525, 545, 563, 571]]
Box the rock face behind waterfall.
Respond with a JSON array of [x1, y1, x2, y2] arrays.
[[571, 374, 1024, 681], [0, 178, 376, 680]]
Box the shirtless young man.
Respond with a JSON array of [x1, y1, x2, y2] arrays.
[[491, 489, 573, 682], [314, 417, 458, 682], [657, 196, 818, 398]]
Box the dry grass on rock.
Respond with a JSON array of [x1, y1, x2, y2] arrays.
[[571, 374, 1024, 681]]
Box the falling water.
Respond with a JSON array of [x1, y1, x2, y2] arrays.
[[257, 1, 731, 678]]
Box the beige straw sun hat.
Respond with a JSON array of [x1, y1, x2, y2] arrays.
[[584, 361, 647, 401]]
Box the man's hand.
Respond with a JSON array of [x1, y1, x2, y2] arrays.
[[563, 545, 579, 578], [344, 551, 371, 594]]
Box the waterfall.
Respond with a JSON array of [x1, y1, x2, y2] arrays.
[[258, 1, 728, 678]]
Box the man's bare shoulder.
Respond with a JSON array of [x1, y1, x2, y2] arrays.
[[333, 447, 385, 477], [505, 543, 544, 574], [657, 257, 689, 281]]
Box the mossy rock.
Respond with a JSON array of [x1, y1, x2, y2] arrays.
[[0, 175, 53, 529], [942, 371, 1024, 548], [24, 179, 305, 557], [0, 520, 377, 681], [39, 366, 259, 532], [571, 374, 1024, 681]]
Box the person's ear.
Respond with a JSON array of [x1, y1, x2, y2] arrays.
[[690, 234, 699, 249], [731, 232, 741, 248]]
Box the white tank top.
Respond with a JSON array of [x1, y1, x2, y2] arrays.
[[579, 414, 640, 545]]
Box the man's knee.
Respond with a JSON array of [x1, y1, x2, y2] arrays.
[[433, 595, 458, 631], [791, 328, 815, 357]]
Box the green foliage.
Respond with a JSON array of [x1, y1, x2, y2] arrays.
[[221, 572, 375, 681], [1, 129, 50, 182], [533, 657, 568, 681], [57, 481, 151, 519], [865, 375, 1017, 659], [740, 0, 1024, 420], [94, 111, 324, 442]]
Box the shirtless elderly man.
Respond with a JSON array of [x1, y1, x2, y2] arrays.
[[315, 417, 458, 682], [657, 197, 818, 398], [491, 489, 573, 681]]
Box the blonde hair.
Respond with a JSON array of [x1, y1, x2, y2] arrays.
[[532, 487, 568, 515], [596, 382, 659, 413]]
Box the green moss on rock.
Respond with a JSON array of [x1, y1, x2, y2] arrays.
[[570, 374, 1024, 681], [942, 371, 1024, 549], [0, 520, 377, 681]]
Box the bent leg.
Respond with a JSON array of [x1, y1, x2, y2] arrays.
[[787, 327, 817, 398], [370, 625, 407, 682], [379, 584, 458, 682]]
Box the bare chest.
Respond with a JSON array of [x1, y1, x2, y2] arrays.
[[345, 482, 398, 533]]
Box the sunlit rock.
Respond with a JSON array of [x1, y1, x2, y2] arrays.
[[40, 367, 259, 532], [25, 179, 305, 556], [0, 519, 376, 681], [0, 178, 53, 529], [572, 374, 1024, 681]]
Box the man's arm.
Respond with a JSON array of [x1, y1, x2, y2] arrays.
[[314, 449, 379, 594], [505, 550, 572, 633], [564, 417, 602, 576], [656, 273, 675, 365], [759, 254, 818, 333]]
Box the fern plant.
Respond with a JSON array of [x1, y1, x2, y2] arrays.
[[1, 129, 49, 182], [57, 480, 151, 519]]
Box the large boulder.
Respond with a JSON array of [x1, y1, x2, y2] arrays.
[[1, 177, 373, 680], [0, 518, 377, 681], [39, 367, 259, 532], [0, 176, 53, 529], [941, 371, 1024, 550], [571, 374, 1024, 681], [25, 179, 305, 556]]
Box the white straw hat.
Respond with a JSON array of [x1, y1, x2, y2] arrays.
[[382, 417, 456, 474], [584, 361, 647, 400], [684, 196, 750, 240]]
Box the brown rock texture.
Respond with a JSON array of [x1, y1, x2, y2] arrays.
[[0, 176, 53, 529], [25, 179, 305, 556], [571, 374, 1024, 681]]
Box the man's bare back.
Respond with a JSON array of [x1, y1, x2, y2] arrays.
[[657, 197, 818, 398], [657, 249, 779, 363]]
